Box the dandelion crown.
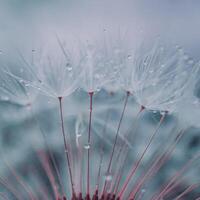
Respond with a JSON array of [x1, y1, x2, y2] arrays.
[[0, 35, 200, 200]]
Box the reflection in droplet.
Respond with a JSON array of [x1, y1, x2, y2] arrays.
[[84, 144, 91, 150]]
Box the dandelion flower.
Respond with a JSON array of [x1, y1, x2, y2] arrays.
[[130, 43, 196, 113]]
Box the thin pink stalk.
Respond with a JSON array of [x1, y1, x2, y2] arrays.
[[129, 130, 185, 199], [58, 97, 75, 196], [152, 153, 200, 200], [37, 151, 60, 199], [4, 160, 37, 200], [29, 105, 65, 196], [174, 183, 199, 200], [95, 146, 104, 195], [78, 138, 83, 194], [0, 177, 22, 200], [102, 91, 130, 195], [118, 113, 166, 199], [107, 145, 125, 194], [86, 91, 94, 196], [0, 192, 9, 200], [112, 148, 129, 195]]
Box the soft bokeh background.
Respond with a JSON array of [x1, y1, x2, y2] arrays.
[[0, 0, 200, 56], [0, 0, 200, 199]]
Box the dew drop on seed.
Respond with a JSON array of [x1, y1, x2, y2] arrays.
[[177, 47, 183, 53], [84, 144, 91, 150], [76, 133, 82, 138], [96, 87, 101, 92], [143, 61, 148, 66], [66, 63, 72, 71], [161, 64, 165, 68], [160, 111, 166, 116], [141, 188, 146, 194], [104, 173, 113, 181], [127, 55, 132, 60]]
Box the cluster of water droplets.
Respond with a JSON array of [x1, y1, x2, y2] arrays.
[[0, 39, 199, 118]]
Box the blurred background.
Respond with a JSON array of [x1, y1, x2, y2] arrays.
[[0, 0, 200, 56], [0, 0, 200, 199]]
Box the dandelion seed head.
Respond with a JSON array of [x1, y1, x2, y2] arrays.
[[129, 42, 197, 113], [0, 36, 200, 200], [80, 40, 115, 93], [3, 42, 82, 99], [0, 63, 37, 107]]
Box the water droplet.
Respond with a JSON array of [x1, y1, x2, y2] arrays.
[[76, 132, 82, 138], [161, 64, 165, 68], [127, 55, 132, 60], [141, 189, 146, 193], [153, 110, 157, 113], [104, 173, 113, 181], [84, 144, 91, 150], [160, 111, 166, 116], [0, 50, 3, 54], [177, 46, 183, 53], [66, 63, 72, 71], [96, 87, 101, 92], [143, 61, 148, 66]]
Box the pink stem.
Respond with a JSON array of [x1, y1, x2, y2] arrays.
[[118, 113, 166, 199], [86, 92, 94, 196], [102, 91, 130, 195], [58, 97, 75, 196]]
